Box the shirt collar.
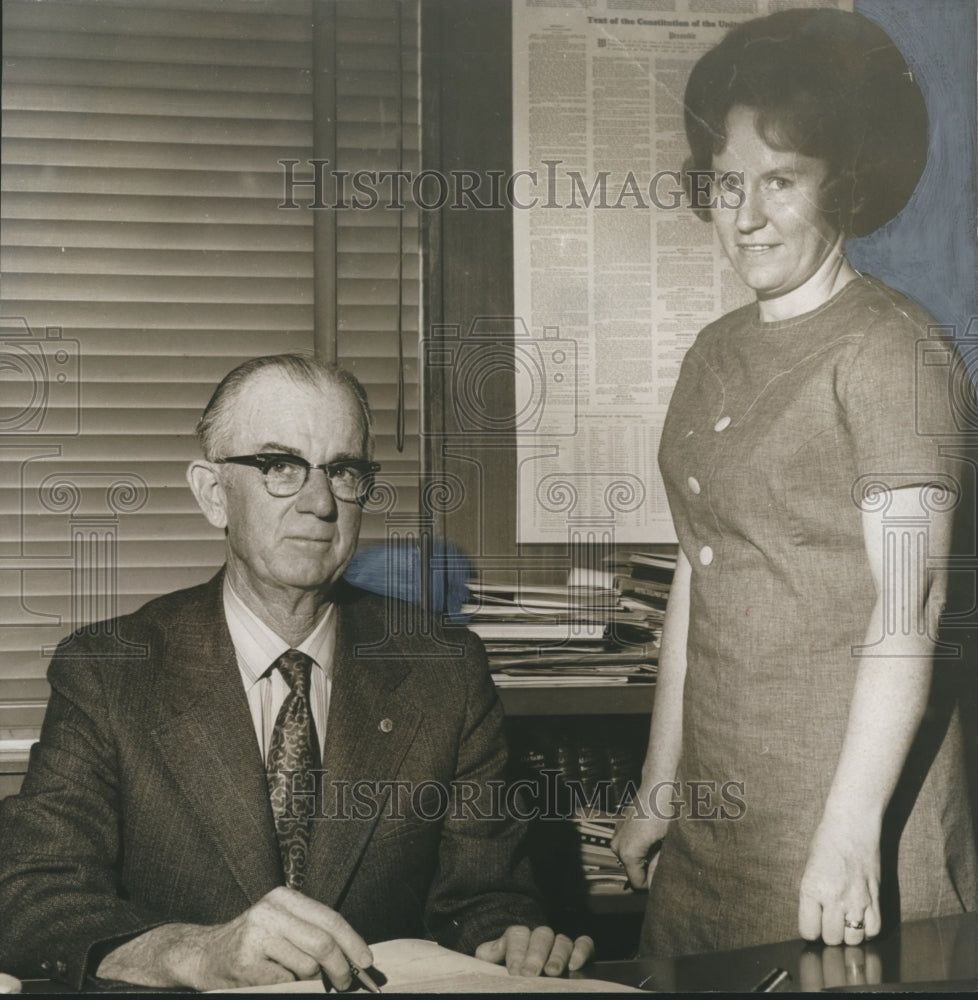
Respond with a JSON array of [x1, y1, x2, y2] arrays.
[[223, 574, 336, 690]]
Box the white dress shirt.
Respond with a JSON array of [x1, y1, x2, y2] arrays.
[[223, 575, 335, 765]]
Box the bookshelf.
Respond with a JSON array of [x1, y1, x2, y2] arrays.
[[497, 679, 655, 946], [470, 557, 668, 952], [498, 682, 654, 716], [588, 890, 647, 915]]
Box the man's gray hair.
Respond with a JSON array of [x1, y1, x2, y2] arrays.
[[196, 354, 375, 461]]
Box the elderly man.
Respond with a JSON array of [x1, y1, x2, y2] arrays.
[[0, 355, 593, 990]]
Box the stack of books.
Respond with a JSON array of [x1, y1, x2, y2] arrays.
[[462, 580, 660, 686], [511, 734, 639, 810], [574, 810, 628, 894], [617, 552, 676, 614]]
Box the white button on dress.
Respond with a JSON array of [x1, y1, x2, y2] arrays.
[[699, 545, 714, 565], [714, 416, 731, 431], [688, 476, 701, 494]]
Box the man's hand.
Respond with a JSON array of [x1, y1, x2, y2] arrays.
[[0, 972, 22, 994], [474, 926, 594, 977], [96, 887, 372, 990]]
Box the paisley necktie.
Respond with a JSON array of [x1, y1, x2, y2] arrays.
[[266, 649, 319, 890]]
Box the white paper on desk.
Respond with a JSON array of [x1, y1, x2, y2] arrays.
[[211, 937, 640, 993]]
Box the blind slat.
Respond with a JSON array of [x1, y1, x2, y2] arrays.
[[9, 0, 311, 11], [3, 111, 312, 144], [4, 85, 313, 120], [4, 30, 313, 68], [0, 300, 312, 328], [2, 219, 313, 250], [2, 57, 311, 94], [5, 4, 311, 41], [3, 194, 313, 225], [4, 275, 312, 304], [3, 139, 312, 171], [0, 330, 310, 356], [6, 248, 313, 277], [4, 166, 303, 200]]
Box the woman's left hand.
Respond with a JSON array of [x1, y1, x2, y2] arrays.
[[798, 814, 882, 946]]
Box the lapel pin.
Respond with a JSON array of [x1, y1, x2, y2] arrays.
[[379, 718, 393, 733]]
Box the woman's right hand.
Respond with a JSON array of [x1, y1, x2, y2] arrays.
[[612, 550, 691, 892], [610, 804, 669, 890]]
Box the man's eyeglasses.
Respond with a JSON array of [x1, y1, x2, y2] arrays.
[[215, 453, 381, 502]]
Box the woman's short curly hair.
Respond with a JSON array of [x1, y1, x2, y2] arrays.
[[683, 8, 928, 237]]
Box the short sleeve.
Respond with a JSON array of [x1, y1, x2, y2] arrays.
[[839, 310, 963, 504]]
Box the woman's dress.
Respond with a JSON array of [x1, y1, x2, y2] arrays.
[[642, 276, 977, 957]]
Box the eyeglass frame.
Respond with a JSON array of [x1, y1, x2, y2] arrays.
[[214, 453, 381, 502]]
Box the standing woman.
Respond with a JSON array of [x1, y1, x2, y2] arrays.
[[612, 8, 977, 956]]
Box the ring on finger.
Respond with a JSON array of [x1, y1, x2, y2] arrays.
[[844, 918, 865, 931]]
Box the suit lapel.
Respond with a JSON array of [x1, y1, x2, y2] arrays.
[[303, 595, 423, 906], [152, 573, 283, 904]]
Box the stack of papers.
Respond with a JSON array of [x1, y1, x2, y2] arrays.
[[464, 581, 659, 687]]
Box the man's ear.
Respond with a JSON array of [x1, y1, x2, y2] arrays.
[[187, 461, 229, 530]]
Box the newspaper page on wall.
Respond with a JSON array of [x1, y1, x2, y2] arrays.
[[512, 0, 852, 544]]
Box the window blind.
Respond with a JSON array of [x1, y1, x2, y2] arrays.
[[332, 0, 422, 536], [1, 0, 422, 722]]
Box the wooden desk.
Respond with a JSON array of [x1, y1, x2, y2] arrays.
[[579, 911, 976, 992], [17, 912, 974, 993]]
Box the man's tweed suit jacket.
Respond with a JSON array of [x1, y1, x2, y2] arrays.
[[0, 572, 541, 988]]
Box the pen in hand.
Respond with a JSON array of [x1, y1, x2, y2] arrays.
[[348, 962, 381, 994], [320, 961, 382, 993]]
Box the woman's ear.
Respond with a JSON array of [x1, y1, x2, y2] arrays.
[[187, 460, 229, 529]]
